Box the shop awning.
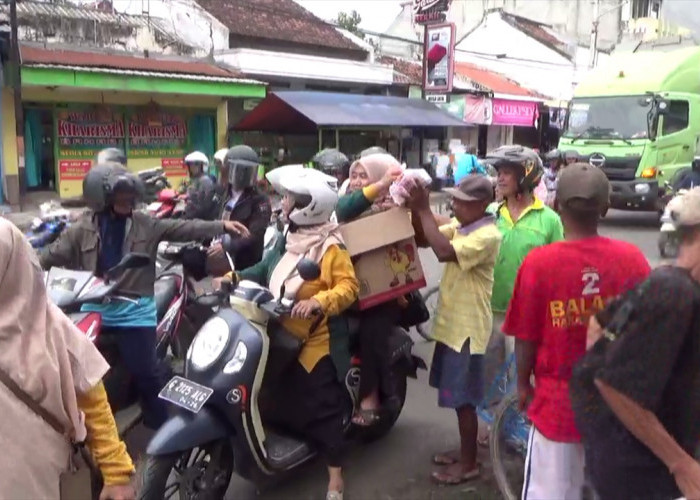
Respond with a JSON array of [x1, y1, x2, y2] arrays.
[[232, 91, 470, 133]]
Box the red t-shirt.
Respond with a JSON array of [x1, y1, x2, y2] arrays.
[[503, 236, 651, 442]]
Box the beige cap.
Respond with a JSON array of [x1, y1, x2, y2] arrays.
[[673, 187, 700, 227]]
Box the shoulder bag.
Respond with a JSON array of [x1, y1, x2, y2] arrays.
[[0, 367, 103, 500]]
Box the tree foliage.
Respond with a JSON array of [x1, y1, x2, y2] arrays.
[[336, 10, 362, 37]]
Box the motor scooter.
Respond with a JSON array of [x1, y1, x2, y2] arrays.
[[659, 183, 688, 259], [147, 188, 188, 219], [139, 257, 425, 499], [45, 250, 205, 436]]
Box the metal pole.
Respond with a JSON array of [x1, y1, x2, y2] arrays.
[[10, 0, 24, 210], [335, 128, 339, 149], [589, 0, 600, 68]]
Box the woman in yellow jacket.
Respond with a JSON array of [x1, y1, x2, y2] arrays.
[[0, 218, 134, 499], [220, 168, 358, 500]]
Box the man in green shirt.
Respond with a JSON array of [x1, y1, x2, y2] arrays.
[[483, 145, 564, 401]]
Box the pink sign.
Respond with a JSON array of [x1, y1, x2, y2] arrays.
[[491, 98, 539, 127]]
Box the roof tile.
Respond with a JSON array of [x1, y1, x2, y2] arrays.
[[454, 62, 541, 98], [21, 44, 242, 78], [196, 0, 364, 53], [379, 56, 423, 85]]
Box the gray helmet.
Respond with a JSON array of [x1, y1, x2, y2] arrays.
[[360, 146, 388, 158], [485, 145, 544, 192], [311, 149, 350, 178], [82, 163, 127, 211], [105, 168, 144, 207], [224, 145, 259, 190], [95, 148, 127, 167]]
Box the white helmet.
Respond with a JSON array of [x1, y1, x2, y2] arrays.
[[275, 168, 338, 226], [266, 164, 338, 194], [184, 151, 209, 174], [214, 148, 228, 165]]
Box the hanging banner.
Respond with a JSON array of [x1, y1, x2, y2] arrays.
[[491, 98, 539, 127], [56, 110, 126, 160], [413, 0, 452, 24], [463, 95, 493, 125], [161, 158, 187, 177], [423, 22, 455, 93], [128, 111, 188, 159]]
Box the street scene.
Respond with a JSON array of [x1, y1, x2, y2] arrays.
[[1, 0, 700, 500]]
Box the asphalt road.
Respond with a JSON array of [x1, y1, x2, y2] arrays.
[[128, 209, 661, 500]]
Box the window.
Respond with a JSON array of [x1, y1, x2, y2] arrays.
[[661, 100, 689, 136]]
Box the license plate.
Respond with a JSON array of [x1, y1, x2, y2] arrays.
[[148, 202, 162, 212], [158, 376, 213, 413]]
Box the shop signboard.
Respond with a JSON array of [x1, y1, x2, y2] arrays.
[[491, 98, 539, 127], [423, 22, 455, 93], [128, 111, 188, 161], [413, 0, 452, 24], [426, 94, 447, 103], [161, 157, 187, 177]]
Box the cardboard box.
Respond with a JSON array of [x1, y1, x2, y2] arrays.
[[340, 207, 426, 310]]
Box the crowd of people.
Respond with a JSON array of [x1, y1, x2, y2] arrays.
[[0, 141, 699, 500]]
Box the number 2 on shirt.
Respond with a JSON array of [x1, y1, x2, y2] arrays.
[[582, 271, 601, 296]]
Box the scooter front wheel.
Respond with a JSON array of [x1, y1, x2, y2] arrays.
[[139, 439, 233, 500]]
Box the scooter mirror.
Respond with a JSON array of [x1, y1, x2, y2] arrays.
[[297, 258, 321, 281]]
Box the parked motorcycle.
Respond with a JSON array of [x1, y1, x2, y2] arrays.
[[139, 167, 171, 203], [659, 183, 688, 258], [139, 259, 425, 498], [45, 250, 203, 436], [147, 188, 187, 219]]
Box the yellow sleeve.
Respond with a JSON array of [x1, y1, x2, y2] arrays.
[[313, 245, 360, 317], [362, 184, 381, 202], [451, 230, 501, 271], [439, 220, 458, 239], [77, 381, 135, 486]]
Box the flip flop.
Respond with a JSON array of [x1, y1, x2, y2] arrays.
[[431, 467, 480, 486], [351, 409, 382, 427], [432, 452, 459, 465]]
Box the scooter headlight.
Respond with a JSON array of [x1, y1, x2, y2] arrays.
[[188, 317, 230, 370], [223, 341, 248, 374]]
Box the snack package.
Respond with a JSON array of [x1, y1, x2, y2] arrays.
[[390, 168, 433, 206]]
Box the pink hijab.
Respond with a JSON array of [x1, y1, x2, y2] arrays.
[[0, 218, 108, 442], [348, 153, 401, 215]]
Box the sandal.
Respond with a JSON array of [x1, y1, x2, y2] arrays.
[[431, 466, 480, 486], [432, 451, 459, 465], [351, 408, 382, 427]]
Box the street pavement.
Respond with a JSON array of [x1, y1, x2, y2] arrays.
[[126, 208, 661, 500]]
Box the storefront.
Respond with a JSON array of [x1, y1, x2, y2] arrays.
[[1, 45, 266, 203]]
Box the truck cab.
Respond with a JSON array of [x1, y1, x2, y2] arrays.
[[558, 47, 700, 212]]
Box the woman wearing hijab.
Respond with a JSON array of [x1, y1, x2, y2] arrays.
[[0, 218, 135, 499], [335, 153, 404, 427], [218, 168, 358, 500]]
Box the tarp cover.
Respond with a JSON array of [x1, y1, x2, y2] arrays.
[[233, 91, 469, 133]]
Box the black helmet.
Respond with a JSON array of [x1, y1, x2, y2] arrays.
[[311, 149, 350, 178], [95, 148, 127, 167], [224, 145, 259, 191], [360, 146, 388, 158], [83, 163, 125, 211], [105, 168, 144, 207], [485, 145, 544, 192]]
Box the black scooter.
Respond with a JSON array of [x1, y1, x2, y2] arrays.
[[139, 258, 425, 499]]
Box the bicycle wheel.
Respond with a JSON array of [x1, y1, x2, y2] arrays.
[[490, 392, 531, 500], [415, 285, 439, 340]]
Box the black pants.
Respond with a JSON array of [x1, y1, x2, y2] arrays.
[[101, 326, 169, 429], [270, 357, 348, 467], [358, 301, 400, 400]]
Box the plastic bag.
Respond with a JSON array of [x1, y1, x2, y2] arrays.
[[390, 168, 433, 206]]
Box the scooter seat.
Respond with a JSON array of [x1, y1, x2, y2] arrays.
[[264, 427, 313, 469], [154, 276, 178, 322]]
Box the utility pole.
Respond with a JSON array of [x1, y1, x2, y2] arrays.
[[10, 0, 24, 210], [589, 0, 600, 68]]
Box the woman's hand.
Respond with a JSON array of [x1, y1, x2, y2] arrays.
[[672, 455, 700, 500], [207, 241, 224, 258], [223, 221, 250, 238], [99, 483, 135, 500], [376, 166, 402, 191], [291, 298, 322, 319]]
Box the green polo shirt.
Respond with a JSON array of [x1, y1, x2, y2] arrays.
[[491, 198, 564, 313]]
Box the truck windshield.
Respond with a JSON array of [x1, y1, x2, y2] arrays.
[[563, 96, 651, 140]]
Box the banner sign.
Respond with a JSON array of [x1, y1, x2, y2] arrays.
[[56, 110, 125, 160], [413, 0, 452, 24], [58, 160, 92, 181], [129, 112, 188, 159], [423, 22, 455, 93], [491, 98, 539, 127], [161, 158, 187, 177]]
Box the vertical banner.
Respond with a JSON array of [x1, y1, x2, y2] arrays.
[[423, 22, 455, 94], [56, 109, 126, 183]]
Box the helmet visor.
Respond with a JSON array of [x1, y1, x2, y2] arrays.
[[228, 163, 256, 190]]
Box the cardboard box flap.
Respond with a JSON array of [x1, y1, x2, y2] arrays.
[[340, 208, 415, 257]]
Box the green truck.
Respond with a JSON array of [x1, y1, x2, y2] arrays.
[[559, 46, 700, 211]]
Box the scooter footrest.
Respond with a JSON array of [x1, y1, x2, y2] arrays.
[[264, 428, 313, 469]]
